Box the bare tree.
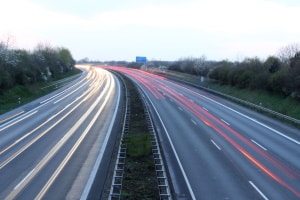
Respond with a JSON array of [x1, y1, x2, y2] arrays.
[[0, 33, 16, 50], [194, 55, 208, 76], [277, 43, 300, 65]]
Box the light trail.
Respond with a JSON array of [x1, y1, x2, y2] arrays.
[[109, 66, 300, 199], [4, 69, 111, 200], [0, 75, 103, 156]]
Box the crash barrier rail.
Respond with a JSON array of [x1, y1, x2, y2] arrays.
[[109, 75, 130, 199], [161, 74, 300, 126], [138, 89, 172, 200]]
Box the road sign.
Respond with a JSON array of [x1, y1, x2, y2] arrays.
[[136, 56, 147, 63]]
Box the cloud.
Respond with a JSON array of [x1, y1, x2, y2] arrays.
[[0, 0, 84, 47], [85, 0, 300, 33], [1, 0, 300, 60]]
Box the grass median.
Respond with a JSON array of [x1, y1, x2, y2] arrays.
[[120, 74, 159, 199]]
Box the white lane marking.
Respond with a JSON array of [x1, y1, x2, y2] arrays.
[[37, 75, 117, 199], [0, 114, 54, 156], [178, 106, 183, 111], [202, 107, 208, 111], [80, 73, 120, 200], [0, 75, 88, 131], [0, 110, 38, 132], [67, 75, 101, 102], [210, 139, 221, 150], [0, 73, 104, 168], [14, 132, 31, 145], [185, 87, 300, 145], [249, 181, 269, 200], [40, 93, 61, 104], [251, 139, 267, 151], [191, 119, 197, 126], [54, 77, 103, 105], [0, 86, 94, 155], [5, 71, 110, 200], [14, 168, 35, 190], [0, 111, 24, 124], [221, 119, 230, 126], [1, 122, 45, 155], [140, 87, 196, 200], [1, 105, 79, 170], [40, 75, 88, 105]]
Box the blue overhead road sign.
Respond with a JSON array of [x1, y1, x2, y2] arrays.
[[136, 56, 147, 63]]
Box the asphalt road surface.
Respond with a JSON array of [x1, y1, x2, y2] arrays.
[[0, 66, 122, 199], [108, 66, 300, 200]]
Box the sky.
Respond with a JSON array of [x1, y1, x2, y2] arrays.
[[1, 0, 300, 62]]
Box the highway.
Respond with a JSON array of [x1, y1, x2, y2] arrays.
[[108, 66, 300, 200], [0, 66, 122, 199]]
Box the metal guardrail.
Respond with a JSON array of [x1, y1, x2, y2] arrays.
[[161, 74, 300, 126], [138, 89, 172, 200], [109, 74, 172, 199], [41, 73, 82, 90], [208, 86, 300, 125], [109, 75, 130, 200]]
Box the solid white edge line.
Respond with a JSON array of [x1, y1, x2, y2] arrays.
[[6, 72, 86, 129], [251, 139, 267, 151], [186, 87, 300, 145], [249, 181, 269, 200], [40, 74, 88, 105], [1, 85, 94, 155], [80, 72, 120, 200], [36, 72, 114, 199], [140, 86, 197, 200], [210, 139, 221, 150], [53, 77, 95, 104], [4, 70, 107, 199], [0, 111, 24, 124], [0, 110, 38, 132]]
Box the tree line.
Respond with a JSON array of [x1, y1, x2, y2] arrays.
[[168, 44, 300, 101], [0, 42, 75, 93]]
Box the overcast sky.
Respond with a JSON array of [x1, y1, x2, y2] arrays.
[[1, 0, 300, 61]]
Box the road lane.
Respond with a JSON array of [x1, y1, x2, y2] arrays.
[[109, 66, 300, 199], [151, 94, 259, 199], [0, 69, 97, 168], [0, 66, 122, 199]]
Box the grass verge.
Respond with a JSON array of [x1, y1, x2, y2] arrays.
[[206, 82, 300, 119], [154, 70, 300, 120], [0, 69, 81, 114]]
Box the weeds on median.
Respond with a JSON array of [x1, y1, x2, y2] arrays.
[[120, 74, 159, 199], [125, 133, 152, 158]]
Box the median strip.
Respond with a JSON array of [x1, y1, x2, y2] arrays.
[[108, 71, 171, 199]]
